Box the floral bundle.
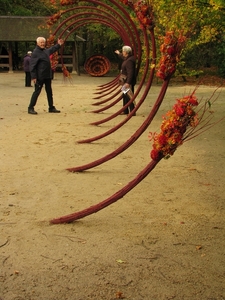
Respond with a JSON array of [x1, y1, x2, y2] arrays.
[[46, 35, 71, 78], [120, 0, 134, 5], [62, 64, 72, 78], [46, 12, 62, 26], [50, 53, 59, 71], [46, 35, 55, 47], [119, 0, 154, 29], [60, 0, 77, 5], [149, 94, 199, 161], [133, 0, 154, 30], [46, 35, 59, 71], [156, 31, 186, 80]]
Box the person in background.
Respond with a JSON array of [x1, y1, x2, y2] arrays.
[[28, 36, 64, 115], [23, 51, 32, 87], [115, 46, 136, 115]]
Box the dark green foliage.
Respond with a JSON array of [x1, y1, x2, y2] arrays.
[[0, 0, 57, 16]]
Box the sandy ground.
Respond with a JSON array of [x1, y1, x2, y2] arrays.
[[0, 71, 225, 300]]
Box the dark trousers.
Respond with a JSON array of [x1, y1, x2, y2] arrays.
[[28, 78, 54, 109], [25, 72, 31, 87], [122, 85, 135, 114]]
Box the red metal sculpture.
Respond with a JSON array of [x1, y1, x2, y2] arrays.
[[84, 54, 111, 77], [45, 0, 189, 224]]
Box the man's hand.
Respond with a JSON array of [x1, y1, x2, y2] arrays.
[[58, 38, 64, 46]]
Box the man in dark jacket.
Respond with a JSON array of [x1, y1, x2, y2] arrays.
[[23, 51, 32, 87], [120, 45, 136, 115], [28, 36, 64, 115]]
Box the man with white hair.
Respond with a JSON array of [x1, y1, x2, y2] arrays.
[[28, 36, 64, 115], [116, 45, 136, 115]]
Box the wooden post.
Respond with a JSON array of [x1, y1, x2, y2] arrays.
[[72, 41, 77, 74], [8, 42, 13, 73], [74, 38, 80, 76]]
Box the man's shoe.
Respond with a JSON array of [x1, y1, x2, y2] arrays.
[[49, 107, 60, 113], [28, 108, 37, 115]]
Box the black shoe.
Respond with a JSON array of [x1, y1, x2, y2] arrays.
[[28, 108, 37, 115], [49, 107, 60, 113]]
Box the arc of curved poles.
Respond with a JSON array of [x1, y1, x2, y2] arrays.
[[55, 13, 139, 91], [77, 28, 153, 133], [49, 4, 148, 139], [54, 1, 141, 55], [83, 27, 154, 127], [52, 1, 142, 67], [51, 75, 170, 225], [59, 15, 131, 47], [53, 5, 134, 44], [92, 90, 122, 106], [57, 17, 130, 79], [93, 79, 119, 95], [90, 94, 123, 113], [50, 157, 163, 224], [94, 76, 120, 90], [90, 78, 123, 107], [51, 0, 143, 90], [92, 77, 121, 98], [67, 78, 170, 173], [92, 0, 143, 74], [91, 81, 121, 100], [48, 1, 172, 224], [50, 5, 148, 132], [49, 1, 146, 127]]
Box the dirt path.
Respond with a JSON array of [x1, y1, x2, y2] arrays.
[[0, 72, 225, 300]]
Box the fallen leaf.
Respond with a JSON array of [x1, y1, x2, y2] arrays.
[[196, 245, 202, 250], [116, 291, 125, 299], [116, 259, 126, 264]]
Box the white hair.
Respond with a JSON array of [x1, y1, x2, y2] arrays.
[[36, 37, 46, 43], [122, 45, 132, 54]]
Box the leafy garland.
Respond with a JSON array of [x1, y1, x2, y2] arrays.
[[46, 12, 62, 26]]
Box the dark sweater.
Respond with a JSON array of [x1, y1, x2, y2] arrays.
[[23, 55, 31, 72], [121, 55, 136, 86], [30, 44, 61, 81]]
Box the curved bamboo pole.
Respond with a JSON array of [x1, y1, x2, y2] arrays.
[[67, 79, 170, 172], [75, 28, 155, 136], [53, 5, 135, 49], [50, 157, 163, 224], [90, 94, 123, 113], [52, 1, 142, 74]]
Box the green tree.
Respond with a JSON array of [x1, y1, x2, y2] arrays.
[[0, 0, 58, 16], [150, 0, 225, 76]]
